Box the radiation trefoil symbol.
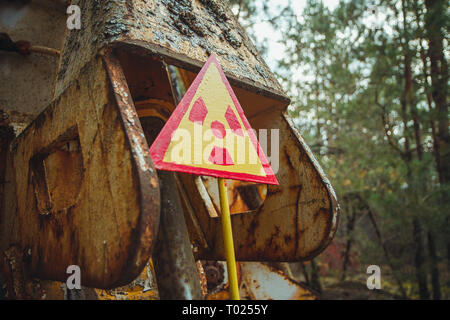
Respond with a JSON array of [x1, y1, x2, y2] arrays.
[[150, 54, 278, 185]]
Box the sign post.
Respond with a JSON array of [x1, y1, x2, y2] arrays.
[[150, 54, 278, 299], [218, 177, 240, 299]]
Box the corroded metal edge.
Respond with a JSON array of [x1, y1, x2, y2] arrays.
[[55, 0, 289, 106], [113, 40, 291, 106], [283, 112, 340, 261], [0, 53, 161, 289], [102, 50, 161, 287]]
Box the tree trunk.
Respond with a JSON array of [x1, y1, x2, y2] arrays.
[[424, 0, 450, 272], [367, 208, 407, 298], [413, 4, 443, 299], [400, 0, 433, 299], [424, 0, 449, 183], [427, 231, 441, 299], [413, 218, 429, 299]]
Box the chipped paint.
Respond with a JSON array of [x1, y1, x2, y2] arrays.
[[54, 0, 288, 103], [1, 54, 160, 289], [1, 0, 339, 299], [203, 261, 317, 300]]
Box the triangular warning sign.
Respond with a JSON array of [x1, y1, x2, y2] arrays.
[[150, 54, 278, 185]]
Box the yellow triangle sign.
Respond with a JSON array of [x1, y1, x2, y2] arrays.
[[150, 54, 278, 185]]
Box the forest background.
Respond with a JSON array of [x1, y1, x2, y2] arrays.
[[229, 0, 449, 299]]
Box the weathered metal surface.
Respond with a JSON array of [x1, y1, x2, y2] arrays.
[[203, 260, 240, 300], [139, 115, 203, 300], [202, 261, 225, 293], [0, 52, 160, 289], [173, 68, 339, 262], [239, 262, 317, 300], [0, 112, 15, 246], [115, 53, 338, 262], [95, 260, 159, 300], [1, 0, 339, 299], [0, 109, 36, 137], [200, 177, 267, 216], [54, 0, 289, 103], [0, 0, 66, 119], [152, 170, 204, 300], [203, 261, 317, 300], [0, 257, 159, 300]]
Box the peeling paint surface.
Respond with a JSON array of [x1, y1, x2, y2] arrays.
[[204, 261, 317, 300], [55, 0, 286, 102], [0, 0, 340, 298], [1, 55, 160, 289]]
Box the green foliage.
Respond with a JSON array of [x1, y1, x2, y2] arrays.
[[232, 0, 449, 299]]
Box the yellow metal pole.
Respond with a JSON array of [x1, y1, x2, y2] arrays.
[[218, 177, 240, 300]]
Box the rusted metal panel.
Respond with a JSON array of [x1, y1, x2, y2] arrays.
[[239, 262, 317, 300], [60, 7, 337, 262], [0, 257, 159, 300], [113, 55, 338, 262], [0, 52, 160, 289], [138, 114, 203, 300], [152, 171, 203, 300], [200, 177, 267, 217], [173, 68, 339, 262], [203, 261, 317, 300], [1, 0, 339, 299], [95, 260, 159, 300], [54, 0, 289, 104], [177, 112, 339, 261]]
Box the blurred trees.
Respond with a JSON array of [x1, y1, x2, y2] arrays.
[[231, 0, 449, 299]]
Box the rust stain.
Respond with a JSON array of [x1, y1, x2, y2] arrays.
[[1, 53, 160, 289], [1, 2, 340, 296], [104, 51, 161, 287]]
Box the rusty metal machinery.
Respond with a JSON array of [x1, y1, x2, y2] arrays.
[[0, 0, 339, 299]]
